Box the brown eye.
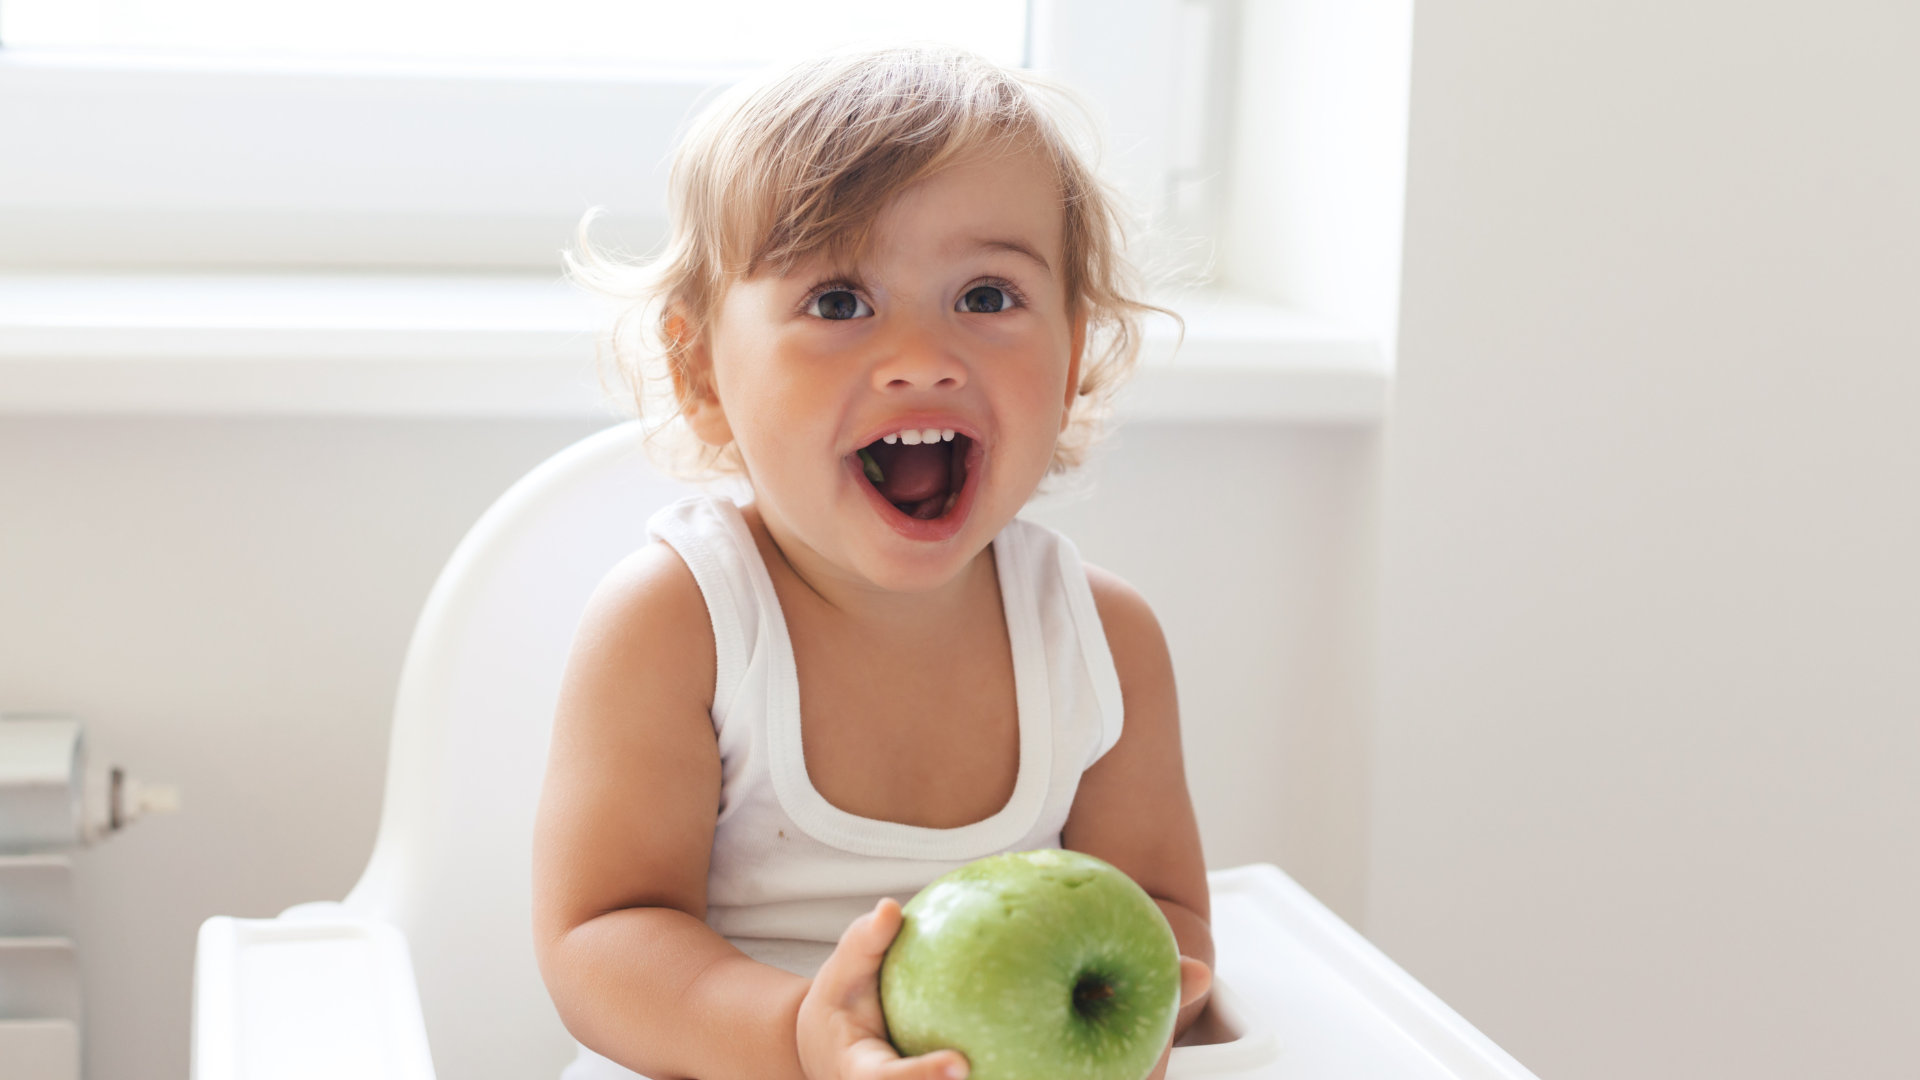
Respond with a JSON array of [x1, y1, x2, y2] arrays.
[[958, 285, 1011, 313], [810, 290, 872, 320]]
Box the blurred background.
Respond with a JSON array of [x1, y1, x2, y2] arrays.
[[0, 1, 1914, 1078]]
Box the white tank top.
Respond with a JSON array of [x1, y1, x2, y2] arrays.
[[562, 495, 1124, 1080], [661, 494, 1123, 969]]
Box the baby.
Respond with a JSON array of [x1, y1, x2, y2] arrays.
[[534, 45, 1212, 1080]]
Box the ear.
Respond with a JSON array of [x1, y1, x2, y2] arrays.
[[1060, 305, 1089, 432], [666, 311, 734, 448]]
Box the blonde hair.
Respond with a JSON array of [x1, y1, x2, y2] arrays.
[[572, 44, 1156, 479]]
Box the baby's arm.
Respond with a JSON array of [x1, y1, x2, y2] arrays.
[[533, 545, 964, 1080], [1062, 566, 1216, 1058], [533, 543, 802, 1078]]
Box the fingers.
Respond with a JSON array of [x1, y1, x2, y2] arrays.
[[858, 897, 905, 952], [841, 898, 903, 962], [802, 899, 967, 1080], [844, 1038, 968, 1080], [894, 1049, 969, 1080], [1178, 956, 1213, 1009], [811, 898, 903, 1008]]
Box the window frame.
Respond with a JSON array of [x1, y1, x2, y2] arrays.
[[0, 1, 1408, 423], [0, 48, 730, 269], [0, 0, 1218, 272]]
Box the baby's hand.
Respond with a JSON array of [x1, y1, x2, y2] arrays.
[[797, 899, 970, 1080], [1143, 957, 1214, 1080]]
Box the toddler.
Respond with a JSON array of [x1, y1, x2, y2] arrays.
[[534, 45, 1212, 1080]]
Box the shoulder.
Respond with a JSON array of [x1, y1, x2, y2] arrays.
[[1083, 562, 1155, 627], [567, 539, 715, 710], [1082, 563, 1171, 677], [1007, 518, 1160, 645], [587, 539, 709, 636], [1081, 565, 1177, 728]]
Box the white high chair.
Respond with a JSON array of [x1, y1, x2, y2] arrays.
[[191, 422, 1538, 1080]]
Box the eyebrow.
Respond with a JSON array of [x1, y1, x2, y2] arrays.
[[973, 237, 1053, 273]]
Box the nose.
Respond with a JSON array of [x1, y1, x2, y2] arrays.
[[870, 312, 967, 393]]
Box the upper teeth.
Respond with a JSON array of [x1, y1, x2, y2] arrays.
[[882, 428, 955, 445]]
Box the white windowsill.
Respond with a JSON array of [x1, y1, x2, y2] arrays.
[[0, 274, 1389, 422]]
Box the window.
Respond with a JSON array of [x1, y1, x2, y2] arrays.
[[0, 1, 1253, 275], [1, 0, 1028, 68], [0, 1, 1407, 421], [0, 2, 1038, 269]]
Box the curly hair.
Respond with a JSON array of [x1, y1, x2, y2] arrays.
[[571, 44, 1157, 480]]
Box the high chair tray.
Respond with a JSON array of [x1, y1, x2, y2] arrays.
[[1168, 865, 1535, 1079], [194, 864, 1536, 1080]]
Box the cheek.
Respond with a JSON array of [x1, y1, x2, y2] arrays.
[[1006, 332, 1076, 421], [710, 334, 793, 424], [713, 350, 838, 475], [717, 366, 779, 427], [707, 288, 804, 421]]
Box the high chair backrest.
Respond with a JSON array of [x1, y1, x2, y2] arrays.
[[342, 422, 696, 1080]]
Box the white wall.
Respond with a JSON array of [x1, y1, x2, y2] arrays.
[[1029, 422, 1380, 920], [0, 414, 1377, 1078], [1220, 0, 1413, 342], [1371, 3, 1920, 1078], [0, 418, 604, 1079]]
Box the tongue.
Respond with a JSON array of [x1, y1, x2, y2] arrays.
[[867, 442, 949, 506]]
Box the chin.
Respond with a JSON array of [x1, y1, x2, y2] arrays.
[[844, 507, 999, 594]]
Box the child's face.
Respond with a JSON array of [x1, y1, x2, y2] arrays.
[[687, 145, 1084, 594]]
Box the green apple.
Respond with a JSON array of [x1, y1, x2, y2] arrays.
[[880, 849, 1182, 1080]]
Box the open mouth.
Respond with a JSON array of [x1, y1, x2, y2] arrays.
[[852, 426, 975, 523]]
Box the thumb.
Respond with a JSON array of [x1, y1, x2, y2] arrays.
[[814, 898, 904, 1005], [1178, 957, 1212, 1009]]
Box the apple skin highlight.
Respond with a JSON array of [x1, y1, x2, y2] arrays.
[[879, 850, 1182, 1080]]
